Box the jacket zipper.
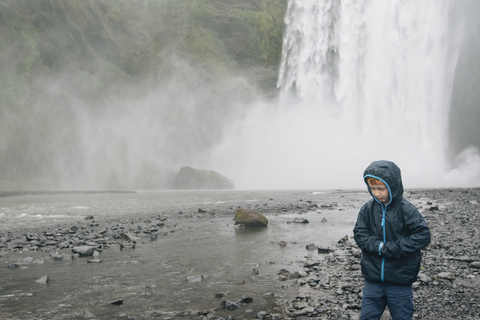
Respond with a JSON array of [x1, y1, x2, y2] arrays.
[[381, 204, 386, 282]]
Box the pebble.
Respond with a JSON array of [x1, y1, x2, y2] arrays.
[[35, 275, 50, 285]]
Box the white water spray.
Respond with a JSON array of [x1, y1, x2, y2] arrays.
[[210, 0, 480, 190]]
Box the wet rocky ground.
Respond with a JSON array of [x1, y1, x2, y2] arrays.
[[278, 188, 480, 320], [1, 188, 480, 319]]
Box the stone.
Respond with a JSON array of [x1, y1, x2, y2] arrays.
[[418, 273, 432, 283], [256, 311, 269, 319], [293, 218, 309, 223], [318, 247, 334, 254], [186, 275, 203, 283], [351, 248, 362, 258], [84, 310, 95, 318], [87, 259, 103, 263], [72, 246, 95, 257], [35, 275, 50, 285], [8, 239, 26, 249], [234, 208, 268, 228], [437, 272, 453, 280], [57, 241, 70, 249], [220, 300, 239, 310], [306, 243, 318, 250], [174, 166, 234, 190], [110, 299, 123, 306], [50, 252, 65, 261], [120, 242, 136, 250], [470, 261, 480, 268]]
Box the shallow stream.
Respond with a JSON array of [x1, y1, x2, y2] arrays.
[[0, 190, 370, 319]]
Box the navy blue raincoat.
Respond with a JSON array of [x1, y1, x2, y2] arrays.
[[353, 160, 431, 284]]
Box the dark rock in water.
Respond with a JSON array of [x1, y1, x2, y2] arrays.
[[110, 299, 124, 306], [234, 208, 268, 228], [277, 269, 291, 276], [120, 242, 136, 250], [278, 241, 287, 247], [85, 215, 95, 220], [293, 218, 309, 223], [306, 243, 318, 250], [7, 263, 19, 269], [173, 166, 235, 190], [87, 259, 103, 263], [220, 300, 239, 310]]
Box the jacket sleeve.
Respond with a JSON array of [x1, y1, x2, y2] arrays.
[[353, 205, 383, 255], [381, 203, 431, 259]]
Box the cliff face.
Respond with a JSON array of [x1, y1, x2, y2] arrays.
[[1, 0, 287, 95], [0, 0, 288, 190]]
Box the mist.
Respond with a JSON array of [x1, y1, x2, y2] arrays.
[[28, 54, 256, 190], [1, 0, 479, 191], [209, 0, 480, 190]]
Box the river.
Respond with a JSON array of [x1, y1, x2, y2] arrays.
[[0, 189, 370, 319]]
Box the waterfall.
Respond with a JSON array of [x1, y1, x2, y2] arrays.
[[211, 0, 479, 189]]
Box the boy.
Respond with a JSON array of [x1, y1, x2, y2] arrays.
[[353, 160, 430, 320]]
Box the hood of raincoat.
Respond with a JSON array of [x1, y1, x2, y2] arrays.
[[363, 160, 404, 206]]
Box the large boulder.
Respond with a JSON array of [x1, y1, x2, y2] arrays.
[[234, 208, 268, 228], [174, 166, 235, 190]]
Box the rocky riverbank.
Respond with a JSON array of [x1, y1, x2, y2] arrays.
[[1, 188, 479, 319], [279, 188, 480, 320]]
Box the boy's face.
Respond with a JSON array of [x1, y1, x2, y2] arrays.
[[368, 181, 390, 205]]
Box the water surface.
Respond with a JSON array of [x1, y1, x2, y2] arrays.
[[0, 190, 370, 319]]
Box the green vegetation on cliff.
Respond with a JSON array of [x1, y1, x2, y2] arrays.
[[0, 0, 288, 190]]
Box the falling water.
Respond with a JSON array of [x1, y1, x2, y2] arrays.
[[211, 0, 480, 189]]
